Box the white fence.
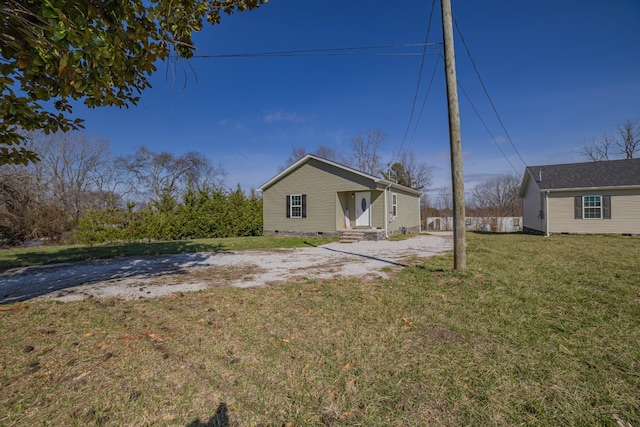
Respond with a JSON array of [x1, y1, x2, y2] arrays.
[[425, 217, 523, 233]]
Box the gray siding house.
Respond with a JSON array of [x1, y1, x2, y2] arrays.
[[519, 158, 640, 235], [258, 155, 422, 239]]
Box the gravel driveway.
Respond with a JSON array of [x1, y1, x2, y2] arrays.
[[0, 233, 452, 303]]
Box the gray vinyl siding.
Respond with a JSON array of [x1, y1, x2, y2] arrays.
[[522, 179, 545, 233], [548, 189, 640, 234], [262, 158, 376, 233]]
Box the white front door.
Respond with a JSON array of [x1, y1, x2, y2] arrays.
[[355, 192, 371, 227]]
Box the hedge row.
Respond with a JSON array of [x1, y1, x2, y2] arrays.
[[75, 187, 262, 244]]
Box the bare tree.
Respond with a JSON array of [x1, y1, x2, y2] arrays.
[[120, 146, 221, 200], [420, 194, 439, 230], [384, 150, 433, 191], [616, 119, 639, 159], [90, 152, 132, 208], [279, 146, 308, 171], [580, 134, 613, 161], [279, 144, 346, 172], [580, 118, 639, 161], [34, 132, 111, 219], [438, 185, 453, 230], [195, 163, 228, 191], [0, 168, 37, 244], [0, 131, 115, 243], [314, 145, 343, 163], [348, 128, 385, 176], [438, 186, 453, 213], [469, 174, 522, 218]]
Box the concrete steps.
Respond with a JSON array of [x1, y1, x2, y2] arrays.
[[339, 230, 365, 243]]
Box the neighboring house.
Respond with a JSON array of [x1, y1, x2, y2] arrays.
[[258, 154, 422, 240], [426, 217, 523, 232], [519, 158, 640, 235]]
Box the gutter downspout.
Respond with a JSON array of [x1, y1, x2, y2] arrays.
[[384, 183, 392, 238], [418, 195, 422, 233], [545, 191, 550, 237]]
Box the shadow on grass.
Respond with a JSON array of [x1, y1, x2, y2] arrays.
[[0, 240, 227, 271], [0, 245, 228, 304], [320, 246, 409, 268], [186, 403, 229, 427]]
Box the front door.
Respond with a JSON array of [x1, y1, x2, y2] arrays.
[[355, 192, 371, 227]]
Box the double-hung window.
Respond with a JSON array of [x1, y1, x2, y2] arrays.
[[583, 195, 602, 219], [575, 195, 611, 219], [391, 193, 397, 218], [290, 194, 302, 218], [286, 194, 306, 218]]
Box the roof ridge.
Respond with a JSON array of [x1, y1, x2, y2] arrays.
[[527, 157, 640, 169]]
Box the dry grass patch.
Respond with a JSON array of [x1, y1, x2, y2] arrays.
[[1, 233, 638, 426], [177, 264, 266, 285]]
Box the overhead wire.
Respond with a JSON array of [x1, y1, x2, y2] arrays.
[[452, 16, 528, 169], [393, 0, 439, 165], [408, 53, 441, 149], [166, 11, 526, 184], [179, 15, 522, 179], [458, 81, 520, 175], [186, 43, 442, 59]]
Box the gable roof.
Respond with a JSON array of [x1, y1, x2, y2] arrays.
[[258, 154, 422, 196], [520, 158, 640, 195]]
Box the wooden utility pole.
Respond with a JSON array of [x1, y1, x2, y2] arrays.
[[441, 0, 466, 269]]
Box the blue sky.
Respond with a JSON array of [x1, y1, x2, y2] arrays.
[[71, 0, 640, 198]]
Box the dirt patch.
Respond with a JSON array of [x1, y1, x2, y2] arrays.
[[172, 264, 267, 284], [0, 233, 452, 303]]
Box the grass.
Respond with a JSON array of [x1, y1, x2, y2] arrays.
[[0, 233, 639, 426], [386, 232, 415, 241], [0, 236, 337, 271]]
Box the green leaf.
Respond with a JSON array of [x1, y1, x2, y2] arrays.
[[42, 7, 58, 19], [1, 0, 266, 165]]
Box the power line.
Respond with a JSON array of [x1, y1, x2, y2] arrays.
[[393, 0, 439, 165], [408, 53, 442, 149], [458, 81, 521, 175], [452, 16, 528, 169], [187, 43, 442, 59]]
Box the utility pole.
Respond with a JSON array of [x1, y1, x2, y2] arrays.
[[441, 0, 466, 269]]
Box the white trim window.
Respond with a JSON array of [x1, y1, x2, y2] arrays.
[[286, 194, 306, 218], [583, 195, 602, 219], [391, 193, 398, 218], [290, 194, 302, 218], [575, 195, 611, 220]]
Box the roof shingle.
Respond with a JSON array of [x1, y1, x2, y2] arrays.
[[525, 158, 640, 190]]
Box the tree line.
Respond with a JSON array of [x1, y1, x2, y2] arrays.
[[423, 174, 523, 221], [0, 131, 261, 245], [1, 127, 436, 246]]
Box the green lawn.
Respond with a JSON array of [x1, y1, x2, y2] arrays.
[[0, 233, 638, 426]]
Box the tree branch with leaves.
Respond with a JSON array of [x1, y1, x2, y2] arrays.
[[1, 0, 267, 164]]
